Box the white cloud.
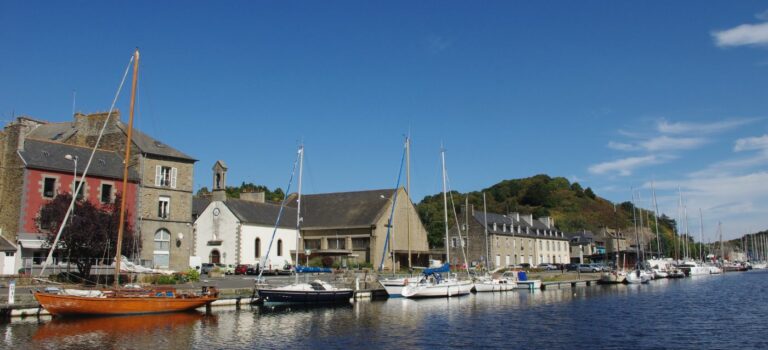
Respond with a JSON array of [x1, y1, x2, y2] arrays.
[[656, 118, 757, 135], [588, 155, 668, 176], [734, 134, 768, 151], [607, 141, 638, 151], [607, 136, 707, 152], [640, 136, 707, 151], [712, 22, 768, 48]]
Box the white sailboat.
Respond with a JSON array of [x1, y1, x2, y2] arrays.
[[401, 148, 473, 298]]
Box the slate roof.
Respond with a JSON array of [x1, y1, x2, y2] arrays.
[[18, 139, 140, 181], [0, 235, 16, 252], [192, 197, 211, 218], [287, 189, 395, 229], [471, 211, 567, 240], [26, 120, 195, 161], [117, 122, 196, 161], [224, 199, 296, 228]]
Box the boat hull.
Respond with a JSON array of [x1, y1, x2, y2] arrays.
[[401, 280, 473, 298], [33, 292, 216, 316], [257, 289, 353, 304], [514, 280, 542, 290], [473, 280, 517, 292]]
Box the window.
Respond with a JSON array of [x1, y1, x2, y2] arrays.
[[352, 238, 370, 249], [158, 196, 170, 219], [493, 223, 497, 231], [73, 181, 85, 200], [328, 238, 346, 249], [506, 238, 509, 247], [502, 224, 506, 232], [496, 237, 499, 248], [547, 241, 550, 250], [43, 178, 56, 198], [100, 183, 113, 203], [495, 255, 500, 267], [277, 239, 283, 256], [539, 241, 543, 250], [451, 237, 458, 248], [155, 165, 178, 188], [255, 238, 261, 258], [153, 229, 170, 268], [304, 239, 321, 250]]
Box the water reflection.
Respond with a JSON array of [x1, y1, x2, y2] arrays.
[[4, 271, 768, 349], [31, 312, 209, 350]]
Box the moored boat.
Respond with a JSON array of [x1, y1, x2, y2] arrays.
[[473, 271, 517, 292], [257, 280, 353, 304], [34, 286, 218, 316]]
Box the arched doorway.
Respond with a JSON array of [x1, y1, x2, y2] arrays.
[[209, 249, 221, 264]]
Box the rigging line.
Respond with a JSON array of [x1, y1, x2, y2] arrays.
[[40, 54, 135, 276], [257, 147, 301, 282], [378, 141, 407, 272]]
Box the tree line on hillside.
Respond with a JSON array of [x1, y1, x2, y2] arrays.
[[196, 182, 285, 202], [416, 174, 681, 255]]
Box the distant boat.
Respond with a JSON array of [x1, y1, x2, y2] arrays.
[[255, 146, 353, 304], [33, 49, 218, 316]]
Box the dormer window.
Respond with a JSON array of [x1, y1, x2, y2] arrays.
[[502, 224, 506, 232], [493, 223, 497, 231]]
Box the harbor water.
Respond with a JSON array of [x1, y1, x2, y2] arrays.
[[4, 270, 768, 349]]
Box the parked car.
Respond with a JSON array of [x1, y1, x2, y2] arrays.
[[590, 263, 608, 272], [537, 263, 557, 270], [578, 263, 600, 272], [519, 263, 531, 269], [234, 264, 249, 275], [201, 263, 215, 275], [224, 264, 236, 275], [246, 264, 260, 275], [566, 263, 579, 271]]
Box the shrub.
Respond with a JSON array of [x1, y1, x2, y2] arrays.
[[185, 268, 200, 282], [155, 274, 177, 285], [321, 256, 334, 268]]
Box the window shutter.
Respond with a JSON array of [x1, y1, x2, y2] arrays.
[[155, 165, 161, 185], [170, 167, 178, 189]]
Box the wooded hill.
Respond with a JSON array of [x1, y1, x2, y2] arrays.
[[416, 174, 684, 256]]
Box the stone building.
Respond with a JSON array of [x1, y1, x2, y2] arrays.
[[0, 112, 196, 271], [288, 188, 430, 271], [448, 207, 570, 269]]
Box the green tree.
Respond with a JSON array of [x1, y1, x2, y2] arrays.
[[584, 187, 596, 199]]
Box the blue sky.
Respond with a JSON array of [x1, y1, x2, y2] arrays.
[[2, 2, 768, 240]]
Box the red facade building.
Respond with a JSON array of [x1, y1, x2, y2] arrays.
[[17, 139, 139, 265]]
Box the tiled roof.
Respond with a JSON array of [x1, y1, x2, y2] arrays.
[[288, 189, 395, 229], [18, 139, 140, 181]]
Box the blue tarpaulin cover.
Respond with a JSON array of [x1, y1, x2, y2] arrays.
[[295, 266, 332, 273], [423, 263, 450, 275]]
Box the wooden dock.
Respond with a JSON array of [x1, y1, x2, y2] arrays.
[[540, 277, 600, 290]]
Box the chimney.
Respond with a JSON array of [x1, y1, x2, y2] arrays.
[[540, 216, 551, 229], [74, 111, 121, 146], [240, 191, 265, 203]]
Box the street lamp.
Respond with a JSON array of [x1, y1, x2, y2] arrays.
[[64, 154, 78, 222]]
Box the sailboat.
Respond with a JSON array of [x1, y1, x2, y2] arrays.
[[401, 148, 473, 298], [473, 192, 517, 292], [378, 136, 421, 297], [33, 49, 219, 316], [625, 189, 650, 284], [256, 146, 354, 304]]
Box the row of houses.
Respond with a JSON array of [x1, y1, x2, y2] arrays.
[[0, 111, 635, 275]]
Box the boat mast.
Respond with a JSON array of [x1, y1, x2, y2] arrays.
[[651, 181, 661, 258], [631, 189, 640, 267], [698, 208, 704, 262], [483, 192, 490, 269], [406, 135, 411, 269], [441, 147, 450, 267], [294, 145, 304, 284], [676, 186, 683, 261], [114, 48, 139, 286]]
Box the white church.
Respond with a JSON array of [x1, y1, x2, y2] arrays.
[[192, 161, 297, 271]]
